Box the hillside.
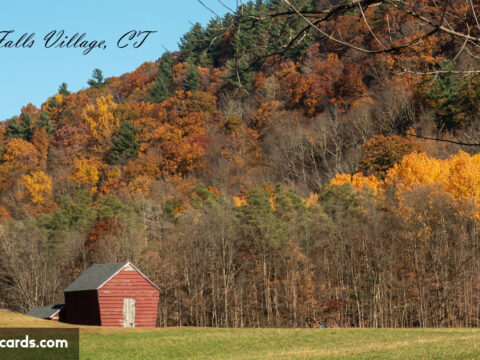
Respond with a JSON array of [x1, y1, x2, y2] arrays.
[[1, 0, 480, 329]]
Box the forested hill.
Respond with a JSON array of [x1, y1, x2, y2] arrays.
[[2, 0, 480, 328]]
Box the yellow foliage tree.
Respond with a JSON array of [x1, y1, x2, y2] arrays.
[[331, 172, 382, 193], [387, 151, 480, 208], [127, 175, 152, 197], [19, 171, 52, 204], [84, 95, 119, 152], [334, 151, 480, 218], [233, 196, 247, 207], [443, 152, 480, 203], [385, 152, 449, 190], [304, 193, 319, 207], [70, 158, 101, 194]]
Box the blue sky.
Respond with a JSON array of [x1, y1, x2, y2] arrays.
[[0, 0, 238, 120]]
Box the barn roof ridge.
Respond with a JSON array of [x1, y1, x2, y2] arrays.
[[64, 261, 160, 292], [64, 262, 129, 292]]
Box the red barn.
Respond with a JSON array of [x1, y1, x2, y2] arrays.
[[63, 262, 159, 327]]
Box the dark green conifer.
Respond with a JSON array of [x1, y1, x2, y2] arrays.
[[424, 61, 461, 131], [179, 23, 210, 66], [183, 63, 200, 92], [36, 111, 55, 133], [149, 52, 174, 103], [58, 82, 71, 96], [6, 114, 33, 141], [109, 120, 140, 164], [19, 113, 33, 141], [87, 68, 106, 88], [6, 116, 21, 139]]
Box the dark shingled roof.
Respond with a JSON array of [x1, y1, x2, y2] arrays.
[[64, 262, 128, 292], [26, 304, 64, 319]]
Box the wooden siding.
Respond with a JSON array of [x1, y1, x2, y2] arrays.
[[97, 265, 159, 327]]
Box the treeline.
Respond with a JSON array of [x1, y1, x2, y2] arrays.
[[2, 155, 480, 328]]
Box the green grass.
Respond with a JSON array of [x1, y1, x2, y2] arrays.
[[2, 311, 480, 359], [80, 328, 480, 360]]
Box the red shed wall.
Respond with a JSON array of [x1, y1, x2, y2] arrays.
[[51, 307, 66, 322], [97, 266, 159, 327]]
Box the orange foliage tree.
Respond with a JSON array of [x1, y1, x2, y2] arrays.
[[0, 138, 40, 181], [359, 135, 423, 179]]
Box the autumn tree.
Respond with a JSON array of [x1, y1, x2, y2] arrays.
[[83, 95, 119, 153], [19, 170, 53, 205], [0, 138, 40, 177], [358, 135, 423, 179], [69, 157, 101, 195]]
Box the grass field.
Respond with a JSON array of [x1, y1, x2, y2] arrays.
[[1, 310, 480, 359]]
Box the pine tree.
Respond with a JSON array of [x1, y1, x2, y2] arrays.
[[58, 82, 71, 96], [36, 111, 55, 133], [20, 113, 33, 141], [455, 74, 480, 127], [6, 114, 33, 141], [87, 68, 106, 88], [183, 63, 199, 92], [6, 116, 21, 139], [424, 61, 461, 131], [109, 120, 140, 164], [179, 23, 210, 66], [203, 18, 225, 67], [149, 53, 173, 103]]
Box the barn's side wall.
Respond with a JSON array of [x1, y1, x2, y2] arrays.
[[97, 267, 159, 327], [64, 290, 101, 325]]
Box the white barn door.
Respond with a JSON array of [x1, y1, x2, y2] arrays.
[[123, 298, 136, 327]]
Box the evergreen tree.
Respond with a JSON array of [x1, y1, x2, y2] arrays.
[[6, 114, 33, 141], [455, 74, 480, 127], [36, 111, 55, 133], [58, 82, 71, 96], [20, 113, 33, 141], [238, 187, 287, 249], [109, 120, 140, 164], [203, 18, 225, 67], [179, 23, 210, 66], [425, 61, 461, 131], [5, 116, 21, 139], [87, 68, 106, 88], [149, 53, 174, 103], [183, 63, 200, 92]]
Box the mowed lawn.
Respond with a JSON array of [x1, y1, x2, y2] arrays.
[[1, 311, 480, 359]]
